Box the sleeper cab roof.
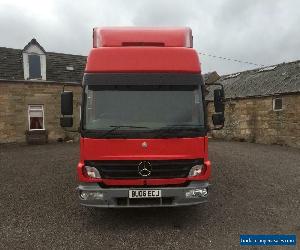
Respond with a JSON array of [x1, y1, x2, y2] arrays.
[[85, 47, 201, 73]]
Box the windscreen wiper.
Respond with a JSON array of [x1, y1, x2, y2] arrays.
[[102, 125, 149, 137], [164, 124, 202, 128], [156, 124, 202, 130], [152, 124, 202, 136]]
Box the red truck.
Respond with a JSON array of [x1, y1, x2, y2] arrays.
[[60, 27, 225, 207]]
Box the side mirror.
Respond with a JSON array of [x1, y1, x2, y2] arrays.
[[214, 89, 224, 113], [60, 117, 73, 127], [61, 91, 73, 128], [61, 91, 73, 115], [208, 83, 225, 130], [212, 113, 225, 127]]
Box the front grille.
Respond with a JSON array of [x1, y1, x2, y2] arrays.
[[98, 182, 190, 188], [85, 159, 202, 179]]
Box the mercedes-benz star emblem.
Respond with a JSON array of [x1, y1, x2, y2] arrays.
[[142, 142, 148, 148], [138, 161, 152, 177]]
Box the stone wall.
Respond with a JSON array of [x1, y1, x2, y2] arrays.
[[208, 94, 300, 148], [0, 81, 81, 143]]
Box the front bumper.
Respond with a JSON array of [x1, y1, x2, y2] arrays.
[[77, 181, 209, 208]]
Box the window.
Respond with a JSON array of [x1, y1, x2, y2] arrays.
[[28, 54, 41, 79], [273, 97, 283, 111], [22, 39, 47, 80], [28, 105, 45, 130]]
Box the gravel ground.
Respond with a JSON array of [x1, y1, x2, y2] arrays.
[[0, 140, 299, 250]]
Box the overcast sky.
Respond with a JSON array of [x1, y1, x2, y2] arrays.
[[0, 0, 299, 74]]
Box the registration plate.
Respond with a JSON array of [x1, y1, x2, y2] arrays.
[[129, 189, 162, 199]]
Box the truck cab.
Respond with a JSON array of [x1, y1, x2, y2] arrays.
[[61, 27, 225, 207]]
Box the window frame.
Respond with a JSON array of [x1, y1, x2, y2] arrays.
[[28, 105, 45, 131], [272, 97, 283, 111]]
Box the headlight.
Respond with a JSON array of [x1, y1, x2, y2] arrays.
[[84, 166, 101, 179], [188, 164, 204, 177]]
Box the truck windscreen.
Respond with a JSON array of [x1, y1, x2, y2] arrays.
[[83, 85, 205, 138]]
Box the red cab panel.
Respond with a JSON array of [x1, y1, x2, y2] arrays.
[[80, 137, 206, 161], [85, 47, 201, 73]]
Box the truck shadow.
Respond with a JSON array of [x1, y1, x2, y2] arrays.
[[82, 204, 209, 230]]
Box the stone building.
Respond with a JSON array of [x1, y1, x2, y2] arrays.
[[0, 39, 85, 143], [208, 61, 300, 148]]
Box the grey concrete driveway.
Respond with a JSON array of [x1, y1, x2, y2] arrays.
[[0, 140, 299, 249]]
